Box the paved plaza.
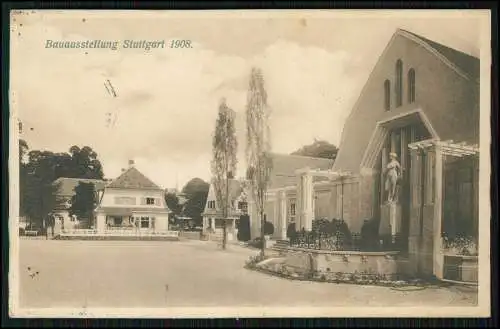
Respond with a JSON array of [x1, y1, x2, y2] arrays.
[[18, 239, 477, 308]]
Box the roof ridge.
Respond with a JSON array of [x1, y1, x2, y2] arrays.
[[107, 166, 162, 190]]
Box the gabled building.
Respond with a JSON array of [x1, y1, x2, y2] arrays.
[[52, 177, 106, 230], [202, 178, 248, 241], [257, 28, 479, 281], [94, 160, 171, 233]]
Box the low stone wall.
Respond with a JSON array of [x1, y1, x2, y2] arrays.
[[55, 235, 180, 241], [270, 246, 409, 281], [179, 231, 202, 240]]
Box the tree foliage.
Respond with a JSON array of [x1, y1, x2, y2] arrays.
[[264, 221, 274, 236], [245, 67, 273, 256], [181, 178, 210, 227], [211, 98, 238, 249], [69, 182, 98, 228], [291, 139, 339, 160], [19, 138, 105, 226], [164, 192, 182, 217]]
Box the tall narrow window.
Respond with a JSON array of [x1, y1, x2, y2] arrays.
[[395, 60, 403, 107], [408, 68, 416, 103], [384, 79, 391, 111]]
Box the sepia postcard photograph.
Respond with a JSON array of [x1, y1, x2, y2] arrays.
[[8, 9, 491, 318]]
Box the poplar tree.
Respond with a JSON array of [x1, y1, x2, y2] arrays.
[[245, 67, 273, 257], [211, 98, 238, 250]]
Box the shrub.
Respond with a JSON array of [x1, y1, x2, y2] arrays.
[[312, 218, 332, 234], [360, 217, 381, 251], [237, 215, 251, 242], [264, 221, 274, 235], [286, 222, 296, 239], [248, 237, 263, 249]]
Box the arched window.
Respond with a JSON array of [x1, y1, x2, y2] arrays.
[[384, 79, 391, 111], [408, 68, 416, 103], [395, 59, 403, 107]]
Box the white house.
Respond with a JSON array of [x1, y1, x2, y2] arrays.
[[94, 160, 171, 233], [202, 179, 248, 241]]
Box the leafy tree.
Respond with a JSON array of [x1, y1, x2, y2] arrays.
[[246, 67, 273, 257], [181, 178, 210, 227], [291, 139, 339, 160], [19, 142, 105, 227], [165, 192, 182, 218], [69, 182, 98, 228], [211, 98, 238, 250]]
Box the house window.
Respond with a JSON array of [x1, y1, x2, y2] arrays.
[[146, 197, 155, 205], [140, 217, 150, 228], [395, 59, 403, 107], [408, 68, 416, 103], [208, 200, 216, 209], [384, 79, 391, 111], [289, 199, 296, 222], [238, 201, 248, 211]]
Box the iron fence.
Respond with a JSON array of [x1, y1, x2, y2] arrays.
[[289, 230, 405, 252]]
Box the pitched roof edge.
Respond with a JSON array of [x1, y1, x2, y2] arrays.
[[335, 28, 476, 163], [396, 29, 473, 81]]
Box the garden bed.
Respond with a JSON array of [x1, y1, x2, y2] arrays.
[[244, 255, 439, 290]]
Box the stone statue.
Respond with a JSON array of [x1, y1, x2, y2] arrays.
[[385, 152, 402, 204]]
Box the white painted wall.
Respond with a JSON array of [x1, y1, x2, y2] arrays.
[[99, 188, 168, 209]]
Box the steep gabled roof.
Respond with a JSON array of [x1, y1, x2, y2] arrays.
[[398, 29, 479, 81], [52, 178, 106, 197], [107, 166, 162, 190], [268, 153, 335, 189], [333, 28, 480, 174], [206, 179, 244, 202]]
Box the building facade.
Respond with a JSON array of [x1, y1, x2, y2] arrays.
[[202, 179, 248, 241], [94, 161, 171, 233], [247, 29, 479, 280]]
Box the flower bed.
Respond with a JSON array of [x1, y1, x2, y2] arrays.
[[441, 234, 478, 284], [245, 246, 415, 287], [244, 255, 431, 289]]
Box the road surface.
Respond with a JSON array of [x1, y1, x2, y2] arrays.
[[17, 239, 477, 308]]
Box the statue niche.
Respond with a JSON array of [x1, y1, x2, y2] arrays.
[[384, 152, 402, 204]]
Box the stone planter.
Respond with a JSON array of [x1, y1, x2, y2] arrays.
[[460, 255, 478, 283], [443, 254, 478, 283]]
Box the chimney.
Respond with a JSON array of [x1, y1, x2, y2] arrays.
[[128, 159, 135, 168]]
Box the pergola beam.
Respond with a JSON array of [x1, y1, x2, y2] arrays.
[[408, 139, 479, 158]]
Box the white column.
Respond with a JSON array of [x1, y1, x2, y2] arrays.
[[96, 213, 106, 233], [296, 175, 303, 230], [433, 145, 444, 279], [278, 190, 287, 239], [210, 217, 215, 230], [297, 173, 314, 231], [304, 173, 314, 231]]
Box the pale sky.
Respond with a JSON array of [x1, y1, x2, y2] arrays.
[[11, 10, 484, 189]]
